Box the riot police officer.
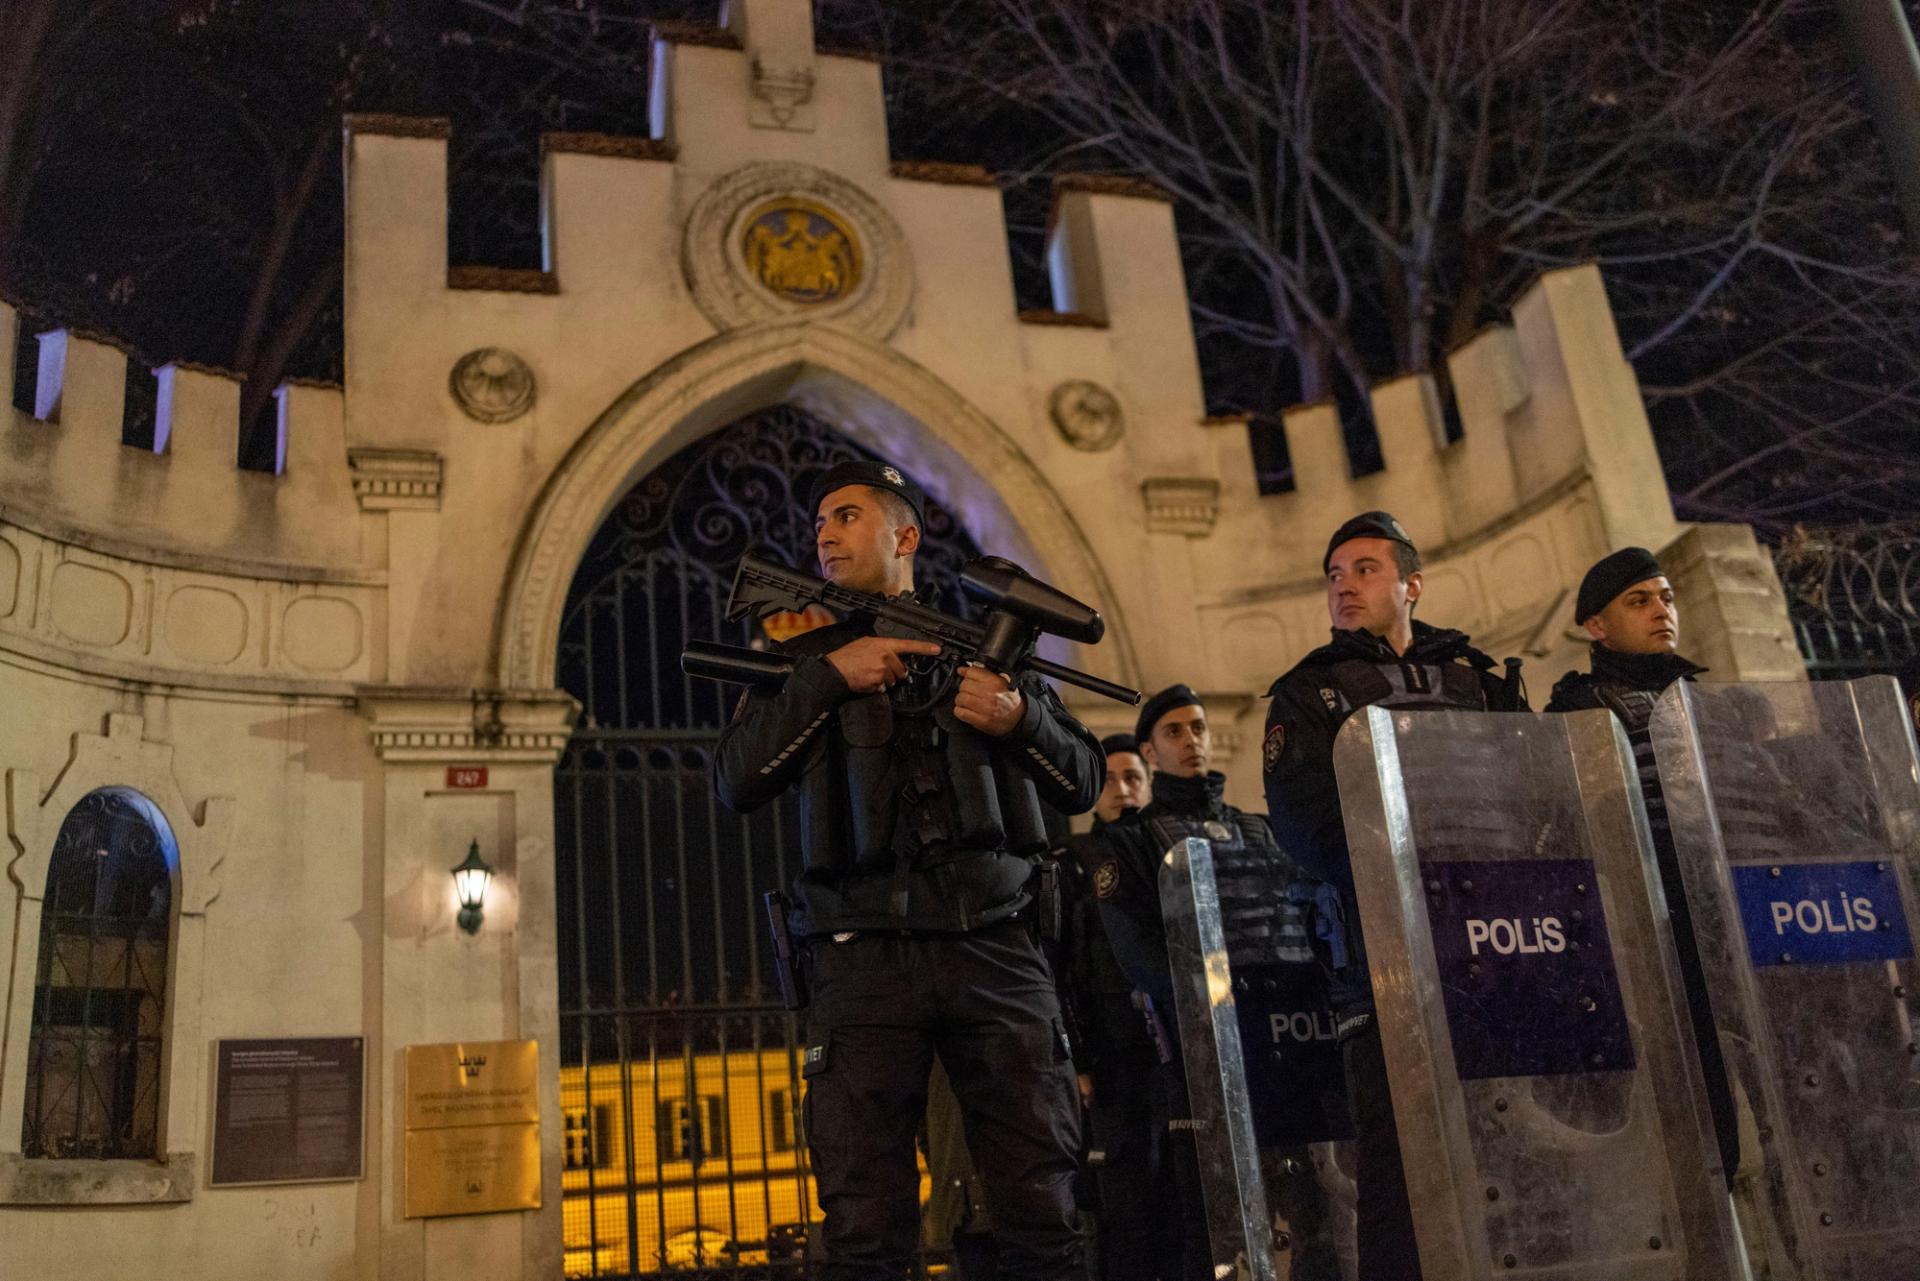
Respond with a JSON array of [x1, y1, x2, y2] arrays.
[[1545, 547, 1738, 1180], [1090, 686, 1334, 1281], [1261, 512, 1527, 1280], [713, 460, 1103, 1281], [1058, 734, 1175, 1281]]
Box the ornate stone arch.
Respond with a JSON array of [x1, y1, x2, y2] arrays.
[[495, 319, 1140, 698]]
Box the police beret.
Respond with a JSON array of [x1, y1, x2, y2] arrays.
[[810, 459, 927, 530], [1575, 547, 1664, 622], [1324, 510, 1418, 572], [1136, 684, 1203, 744], [1099, 733, 1141, 758]]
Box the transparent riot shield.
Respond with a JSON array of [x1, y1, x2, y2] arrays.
[[1332, 705, 1744, 1280], [1651, 677, 1920, 1279], [1163, 839, 1356, 1281]]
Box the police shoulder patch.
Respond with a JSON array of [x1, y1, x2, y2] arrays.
[[1262, 723, 1286, 773], [1093, 860, 1121, 900]]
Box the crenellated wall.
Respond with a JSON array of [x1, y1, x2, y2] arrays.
[[0, 2, 1803, 1277]]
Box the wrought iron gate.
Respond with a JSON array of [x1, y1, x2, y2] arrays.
[[1773, 525, 1920, 679], [553, 406, 982, 1278]]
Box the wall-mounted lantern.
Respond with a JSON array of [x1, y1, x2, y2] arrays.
[[452, 840, 494, 935]]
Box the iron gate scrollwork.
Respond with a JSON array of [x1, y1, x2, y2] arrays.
[[554, 405, 984, 1278], [1773, 524, 1920, 679]]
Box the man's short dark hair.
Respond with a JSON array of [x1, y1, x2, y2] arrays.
[[865, 485, 919, 534], [1389, 542, 1421, 578]]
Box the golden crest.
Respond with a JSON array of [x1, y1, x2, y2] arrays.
[[742, 199, 862, 304]]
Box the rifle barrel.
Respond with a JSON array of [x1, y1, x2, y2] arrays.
[[1028, 656, 1141, 706]]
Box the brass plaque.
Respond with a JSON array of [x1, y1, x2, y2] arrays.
[[404, 1039, 539, 1130], [404, 1121, 541, 1218]]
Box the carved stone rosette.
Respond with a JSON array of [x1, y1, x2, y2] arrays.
[[1048, 380, 1125, 451], [681, 162, 914, 340], [449, 347, 536, 423]]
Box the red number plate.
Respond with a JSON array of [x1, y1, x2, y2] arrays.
[[445, 766, 489, 790]]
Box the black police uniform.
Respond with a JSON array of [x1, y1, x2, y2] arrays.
[[1547, 643, 1741, 1181], [1262, 618, 1524, 1279], [714, 608, 1103, 1280], [1089, 770, 1336, 1281], [1061, 821, 1179, 1281]]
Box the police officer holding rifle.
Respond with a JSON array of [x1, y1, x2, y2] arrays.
[[709, 460, 1121, 1281]]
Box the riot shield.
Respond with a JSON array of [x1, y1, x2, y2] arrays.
[[1651, 677, 1920, 1279], [1333, 705, 1744, 1280], [1162, 839, 1356, 1281]]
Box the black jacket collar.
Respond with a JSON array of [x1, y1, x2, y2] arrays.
[[1303, 620, 1497, 672], [1144, 770, 1227, 818], [1589, 642, 1706, 691]]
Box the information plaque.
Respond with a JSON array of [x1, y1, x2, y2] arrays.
[[210, 1036, 365, 1186], [403, 1038, 541, 1218]]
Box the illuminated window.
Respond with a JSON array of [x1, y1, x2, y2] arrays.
[[656, 1095, 727, 1162]]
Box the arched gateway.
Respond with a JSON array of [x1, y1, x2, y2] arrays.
[[549, 404, 990, 1275]]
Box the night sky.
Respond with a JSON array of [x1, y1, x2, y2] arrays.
[[4, 0, 1916, 535]]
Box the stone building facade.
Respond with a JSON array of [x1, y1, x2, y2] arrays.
[[0, 1, 1801, 1277]]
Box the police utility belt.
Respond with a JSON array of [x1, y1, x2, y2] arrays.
[[761, 860, 1060, 1013]]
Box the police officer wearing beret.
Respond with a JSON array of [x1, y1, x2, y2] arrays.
[[1057, 734, 1177, 1281], [1091, 687, 1332, 1281], [1545, 548, 1738, 1181], [1261, 512, 1526, 1279], [714, 460, 1104, 1280]]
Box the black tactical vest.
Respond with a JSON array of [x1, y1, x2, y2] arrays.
[[1147, 804, 1347, 1146], [1145, 808, 1314, 969], [832, 688, 1050, 875], [1321, 656, 1498, 717], [1591, 680, 1666, 832]]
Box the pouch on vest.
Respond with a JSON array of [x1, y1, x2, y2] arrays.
[[935, 707, 1008, 851], [839, 695, 899, 866]]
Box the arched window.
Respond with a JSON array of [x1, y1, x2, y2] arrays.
[[22, 787, 175, 1160]]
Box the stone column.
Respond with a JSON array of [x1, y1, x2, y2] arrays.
[[1659, 524, 1805, 681], [360, 687, 577, 1281]]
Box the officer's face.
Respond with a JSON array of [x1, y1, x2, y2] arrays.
[[1143, 705, 1210, 779], [1095, 751, 1151, 822], [1325, 538, 1421, 637], [1585, 576, 1679, 655], [815, 485, 918, 593]]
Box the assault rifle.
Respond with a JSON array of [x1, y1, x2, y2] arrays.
[[679, 554, 1140, 708]]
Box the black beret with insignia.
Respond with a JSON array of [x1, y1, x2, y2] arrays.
[[811, 459, 927, 530], [1136, 683, 1203, 744], [1099, 732, 1141, 758], [1324, 510, 1418, 573], [1574, 546, 1663, 623]]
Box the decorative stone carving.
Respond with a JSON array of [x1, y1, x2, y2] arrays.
[[681, 163, 914, 340], [449, 347, 536, 423], [0, 516, 380, 694], [49, 560, 132, 648], [750, 56, 815, 129], [1142, 477, 1222, 538], [360, 689, 579, 764], [348, 447, 443, 512], [282, 596, 365, 673], [1048, 380, 1125, 451], [743, 198, 860, 303]]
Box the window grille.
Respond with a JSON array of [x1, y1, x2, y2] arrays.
[[22, 788, 173, 1160]]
